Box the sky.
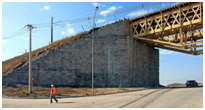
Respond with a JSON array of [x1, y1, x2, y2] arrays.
[[1, 1, 204, 86]]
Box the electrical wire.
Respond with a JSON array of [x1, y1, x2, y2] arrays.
[[76, 2, 118, 20], [32, 2, 118, 27], [3, 2, 178, 45], [1, 2, 182, 61], [33, 2, 170, 28], [3, 26, 63, 54], [2, 26, 28, 40]]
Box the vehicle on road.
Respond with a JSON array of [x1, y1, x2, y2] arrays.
[[186, 80, 198, 87]]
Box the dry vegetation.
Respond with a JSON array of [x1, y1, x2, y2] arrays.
[[2, 31, 88, 75], [167, 83, 186, 87], [167, 83, 203, 87], [3, 83, 203, 98], [2, 87, 145, 98]]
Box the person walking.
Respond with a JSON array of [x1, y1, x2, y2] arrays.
[[50, 84, 58, 103]]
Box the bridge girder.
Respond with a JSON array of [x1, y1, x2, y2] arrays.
[[130, 2, 203, 55]]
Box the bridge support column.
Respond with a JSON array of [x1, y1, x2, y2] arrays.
[[178, 4, 183, 44], [184, 32, 187, 49]]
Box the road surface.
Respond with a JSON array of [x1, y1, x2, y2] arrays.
[[2, 87, 203, 108]]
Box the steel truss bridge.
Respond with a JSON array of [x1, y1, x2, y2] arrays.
[[130, 2, 203, 55]]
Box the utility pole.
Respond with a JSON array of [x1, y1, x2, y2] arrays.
[[26, 24, 35, 93], [51, 16, 53, 43], [159, 2, 161, 9], [92, 6, 99, 95], [88, 17, 92, 27], [112, 14, 117, 22], [11, 59, 13, 70], [81, 25, 85, 32]]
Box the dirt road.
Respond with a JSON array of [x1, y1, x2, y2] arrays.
[[2, 87, 203, 108]]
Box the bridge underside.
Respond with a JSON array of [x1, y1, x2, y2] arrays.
[[130, 2, 203, 55]]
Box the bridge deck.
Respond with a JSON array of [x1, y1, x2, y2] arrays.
[[130, 2, 203, 55]]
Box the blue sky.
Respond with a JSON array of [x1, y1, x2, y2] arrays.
[[1, 1, 203, 86]]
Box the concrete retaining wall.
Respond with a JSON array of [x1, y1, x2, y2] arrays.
[[2, 18, 159, 87]]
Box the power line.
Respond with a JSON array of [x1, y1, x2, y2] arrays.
[[76, 2, 118, 20], [2, 28, 26, 36], [33, 2, 167, 29], [2, 26, 26, 35], [3, 26, 63, 54], [3, 2, 178, 41], [2, 27, 28, 40], [31, 20, 63, 27], [32, 2, 118, 27], [3, 30, 50, 53], [2, 2, 180, 61], [2, 2, 177, 44], [32, 3, 119, 28]]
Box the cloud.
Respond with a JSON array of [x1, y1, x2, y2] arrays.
[[103, 20, 114, 25], [127, 9, 148, 17], [100, 6, 123, 17], [61, 28, 75, 36], [162, 4, 166, 8], [67, 28, 75, 35], [61, 31, 66, 35], [150, 7, 153, 12], [43, 6, 50, 10], [39, 6, 51, 11], [97, 19, 106, 23], [160, 50, 174, 55], [65, 22, 71, 27], [93, 3, 98, 7], [22, 36, 29, 41], [127, 11, 137, 17], [100, 6, 117, 17], [118, 6, 123, 8], [100, 10, 111, 17], [109, 6, 117, 11], [93, 2, 106, 7], [2, 40, 7, 43]]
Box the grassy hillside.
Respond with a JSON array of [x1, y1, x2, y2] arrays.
[[2, 32, 88, 75]]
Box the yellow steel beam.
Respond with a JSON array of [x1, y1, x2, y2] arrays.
[[136, 36, 203, 47], [167, 30, 203, 41], [190, 45, 203, 49], [154, 44, 198, 55], [130, 2, 202, 37], [183, 40, 203, 46], [135, 36, 183, 47], [130, 2, 203, 55]]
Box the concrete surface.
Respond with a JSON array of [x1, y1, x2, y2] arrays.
[[2, 87, 203, 108]]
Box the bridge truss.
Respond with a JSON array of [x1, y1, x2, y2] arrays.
[[130, 2, 203, 55]]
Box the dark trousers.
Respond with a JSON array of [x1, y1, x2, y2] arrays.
[[50, 94, 58, 103]]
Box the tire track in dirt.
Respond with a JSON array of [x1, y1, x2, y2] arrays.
[[141, 89, 172, 108], [119, 89, 172, 108], [119, 89, 160, 108]]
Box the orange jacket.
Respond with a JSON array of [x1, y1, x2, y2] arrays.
[[51, 88, 56, 94]]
